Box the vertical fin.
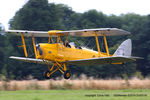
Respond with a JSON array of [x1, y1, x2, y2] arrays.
[[114, 39, 132, 56]]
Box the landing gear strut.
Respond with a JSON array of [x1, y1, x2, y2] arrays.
[[44, 62, 71, 79]]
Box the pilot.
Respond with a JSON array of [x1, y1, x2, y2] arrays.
[[64, 41, 71, 48]]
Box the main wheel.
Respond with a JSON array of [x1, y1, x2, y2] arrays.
[[64, 70, 71, 79], [43, 71, 51, 79]]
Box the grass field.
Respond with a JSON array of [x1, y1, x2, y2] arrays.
[[0, 89, 149, 100]]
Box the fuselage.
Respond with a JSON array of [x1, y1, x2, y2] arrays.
[[36, 43, 110, 62]]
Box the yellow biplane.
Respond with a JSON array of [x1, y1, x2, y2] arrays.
[[6, 28, 141, 79]]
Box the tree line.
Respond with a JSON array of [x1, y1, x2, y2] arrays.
[[0, 0, 150, 80]]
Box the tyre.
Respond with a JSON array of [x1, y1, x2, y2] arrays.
[[64, 70, 71, 79], [43, 71, 51, 79]]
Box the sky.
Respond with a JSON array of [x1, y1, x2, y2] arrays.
[[0, 0, 150, 29]]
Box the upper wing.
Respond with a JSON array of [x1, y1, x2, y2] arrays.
[[57, 28, 130, 37], [65, 56, 140, 66], [6, 30, 49, 37], [9, 56, 53, 65], [6, 28, 130, 37]]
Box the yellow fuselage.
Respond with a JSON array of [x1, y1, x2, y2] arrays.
[[36, 43, 109, 62]]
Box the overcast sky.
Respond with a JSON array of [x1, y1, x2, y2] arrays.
[[0, 0, 150, 29]]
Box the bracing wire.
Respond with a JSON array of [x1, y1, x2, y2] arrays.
[[100, 37, 105, 52], [85, 38, 93, 47], [26, 38, 35, 58]]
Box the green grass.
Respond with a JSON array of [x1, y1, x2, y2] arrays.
[[0, 89, 149, 100]]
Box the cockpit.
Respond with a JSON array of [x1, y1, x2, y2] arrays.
[[63, 41, 82, 49]]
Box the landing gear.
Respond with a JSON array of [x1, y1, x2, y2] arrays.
[[43, 71, 51, 79], [44, 62, 71, 79], [64, 70, 71, 79]]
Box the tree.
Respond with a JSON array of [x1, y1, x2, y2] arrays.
[[0, 24, 5, 66], [79, 10, 107, 29], [0, 23, 5, 68], [135, 15, 150, 76]]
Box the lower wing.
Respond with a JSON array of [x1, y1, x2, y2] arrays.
[[9, 56, 53, 65], [65, 56, 143, 66], [9, 56, 142, 66]]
